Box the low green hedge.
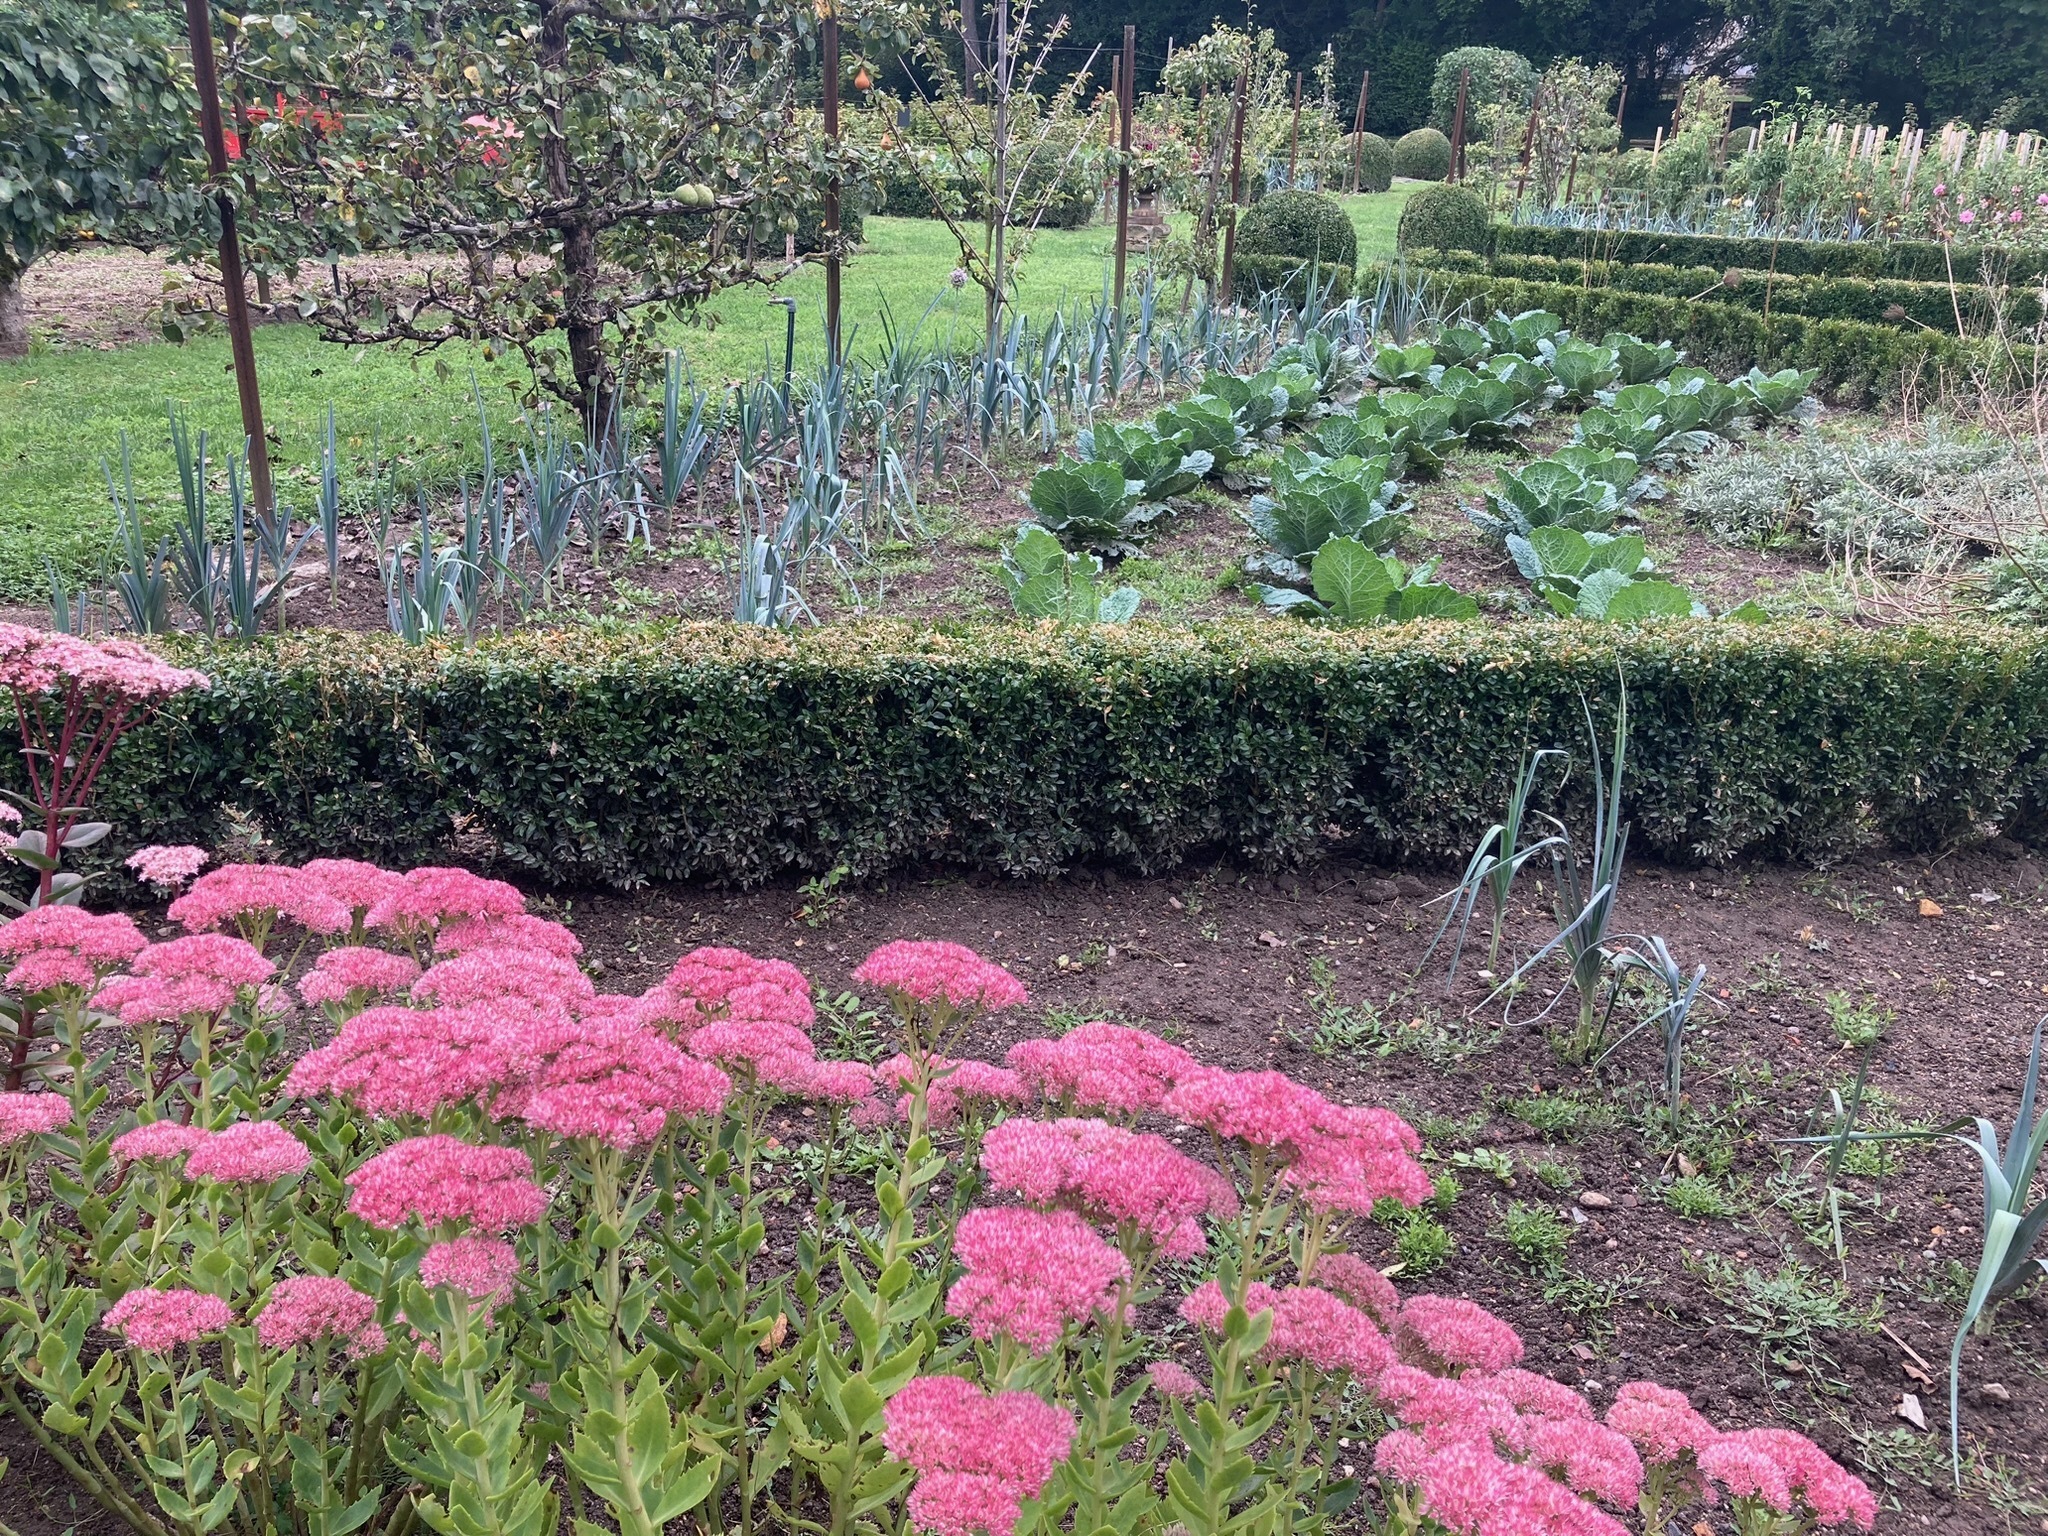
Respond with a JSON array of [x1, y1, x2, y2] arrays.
[[1393, 263, 2031, 402], [1415, 249, 2042, 333], [1233, 252, 1354, 303], [68, 621, 2048, 886], [1491, 223, 2048, 286]]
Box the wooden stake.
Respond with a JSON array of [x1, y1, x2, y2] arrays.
[[1112, 23, 1134, 309], [1288, 70, 1302, 183], [1515, 83, 1542, 206], [182, 0, 272, 515], [1219, 66, 1248, 307], [1349, 71, 1369, 191], [822, 4, 841, 366], [961, 0, 982, 103], [1613, 81, 1628, 144], [1448, 67, 1469, 182]]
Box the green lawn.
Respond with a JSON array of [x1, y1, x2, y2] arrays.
[[0, 192, 1417, 600]]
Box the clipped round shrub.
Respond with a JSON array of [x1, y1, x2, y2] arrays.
[[1235, 188, 1357, 267], [1353, 132, 1394, 194], [1393, 127, 1452, 182], [1429, 46, 1535, 134], [1396, 182, 1491, 254]]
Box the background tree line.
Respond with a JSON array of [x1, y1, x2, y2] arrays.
[[1054, 0, 2048, 141]]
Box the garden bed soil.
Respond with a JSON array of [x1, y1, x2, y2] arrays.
[[6, 847, 2047, 1533]]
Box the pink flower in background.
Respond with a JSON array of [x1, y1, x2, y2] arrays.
[[419, 1235, 520, 1314], [2012, 209, 2026, 225], [0, 626, 207, 702], [1376, 1432, 1631, 1536], [1395, 1295, 1525, 1376], [1265, 1284, 1395, 1378], [686, 1016, 817, 1083], [946, 1206, 1128, 1352], [1699, 1428, 1876, 1530], [1146, 1359, 1204, 1399], [183, 1120, 310, 1185], [1933, 182, 1946, 196], [786, 1058, 879, 1107], [169, 863, 352, 936], [1376, 1363, 1524, 1453], [1178, 1277, 1278, 1336], [287, 1003, 509, 1120], [513, 1017, 732, 1146], [112, 1120, 211, 1162], [437, 912, 582, 959], [93, 934, 275, 1023], [126, 845, 208, 892], [878, 1053, 1030, 1127], [297, 946, 423, 1007], [301, 859, 405, 918], [1006, 1022, 1194, 1117], [1310, 1252, 1401, 1329], [884, 1376, 1074, 1536], [980, 1116, 1236, 1260], [1959, 208, 1975, 224], [0, 1092, 72, 1144], [1523, 1417, 1645, 1508], [366, 866, 524, 938], [723, 978, 817, 1031], [346, 1135, 547, 1231], [1605, 1380, 1720, 1465], [650, 947, 812, 1026], [412, 947, 593, 1011], [103, 1288, 232, 1351], [0, 906, 146, 993], [257, 1275, 384, 1355], [854, 940, 1027, 1012], [1488, 1368, 1594, 1424], [2038, 192, 2048, 206]]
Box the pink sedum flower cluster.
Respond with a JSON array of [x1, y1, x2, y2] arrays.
[[169, 863, 351, 937], [0, 1091, 72, 1145], [365, 866, 524, 939], [1006, 1021, 1193, 1117], [103, 1287, 232, 1352], [418, 1236, 520, 1315], [946, 1206, 1129, 1353], [126, 844, 209, 892], [298, 946, 423, 1007], [183, 1121, 311, 1186], [1699, 1428, 1877, 1530], [346, 1135, 548, 1231], [1178, 1279, 1394, 1378], [854, 940, 1028, 1013], [980, 1116, 1236, 1260], [0, 906, 146, 993], [258, 1276, 385, 1356], [883, 1375, 1074, 1536], [879, 1053, 1030, 1127], [112, 1120, 210, 1163], [1395, 1294, 1526, 1376], [93, 934, 274, 1024]]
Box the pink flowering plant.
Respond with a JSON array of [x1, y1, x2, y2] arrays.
[[0, 864, 1878, 1536]]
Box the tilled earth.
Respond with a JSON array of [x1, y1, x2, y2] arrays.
[[6, 845, 2048, 1534]]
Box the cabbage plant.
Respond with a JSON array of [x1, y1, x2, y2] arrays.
[[1242, 450, 1408, 580], [1075, 423, 1213, 505], [1025, 461, 1158, 552], [1540, 338, 1621, 407], [999, 525, 1141, 623], [1152, 396, 1251, 472], [1734, 365, 1819, 420], [1605, 333, 1681, 383], [1256, 537, 1475, 624], [1468, 459, 1622, 541], [1507, 528, 1699, 620], [1367, 342, 1439, 390]]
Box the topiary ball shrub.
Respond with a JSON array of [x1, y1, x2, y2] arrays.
[[1397, 182, 1492, 254], [1394, 127, 1452, 182], [1235, 188, 1357, 267], [1353, 132, 1394, 193]]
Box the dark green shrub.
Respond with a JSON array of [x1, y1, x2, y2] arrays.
[[1492, 223, 2048, 286], [1379, 262, 2041, 402], [61, 621, 2048, 888], [1397, 184, 1491, 253], [1354, 132, 1394, 194], [1236, 189, 1358, 267], [1394, 127, 1452, 182], [1429, 47, 1535, 134], [1232, 253, 1354, 304]]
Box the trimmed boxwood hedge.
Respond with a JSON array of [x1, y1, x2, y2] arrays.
[[1391, 262, 2032, 401], [1491, 223, 2048, 286], [1413, 248, 2042, 333], [68, 621, 2048, 887]]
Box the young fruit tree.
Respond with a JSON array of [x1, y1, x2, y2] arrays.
[[0, 0, 201, 356], [229, 0, 915, 424]]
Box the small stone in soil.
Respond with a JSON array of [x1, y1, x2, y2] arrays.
[[1578, 1191, 1613, 1209]]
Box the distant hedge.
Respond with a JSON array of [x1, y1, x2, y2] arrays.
[[1492, 223, 2048, 286], [1233, 252, 1354, 303], [66, 621, 2048, 886], [1419, 249, 2043, 333], [1393, 261, 2031, 401]]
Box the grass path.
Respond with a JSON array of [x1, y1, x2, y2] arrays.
[[0, 191, 1416, 598]]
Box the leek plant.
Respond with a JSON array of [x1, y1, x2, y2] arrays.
[[1421, 747, 1566, 986]]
